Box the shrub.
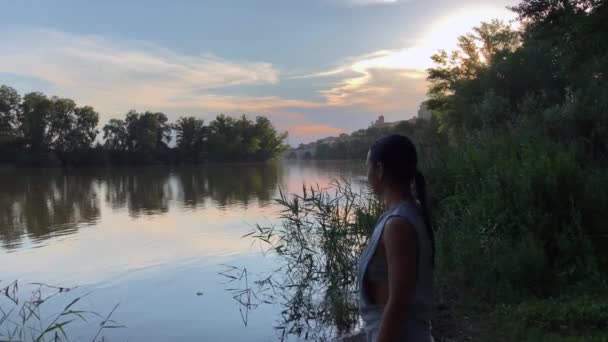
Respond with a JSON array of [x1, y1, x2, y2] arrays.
[[427, 130, 607, 302]]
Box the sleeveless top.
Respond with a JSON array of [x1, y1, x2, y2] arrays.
[[357, 201, 433, 341]]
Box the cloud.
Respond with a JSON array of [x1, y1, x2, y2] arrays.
[[287, 124, 347, 142], [0, 28, 365, 144], [0, 29, 281, 117], [297, 6, 518, 114], [291, 47, 430, 114], [0, 28, 427, 142], [0, 5, 515, 145], [321, 67, 427, 112]]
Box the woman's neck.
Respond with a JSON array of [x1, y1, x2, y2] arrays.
[[382, 186, 413, 211]]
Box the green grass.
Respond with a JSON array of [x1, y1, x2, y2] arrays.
[[475, 297, 608, 341], [0, 280, 123, 342]]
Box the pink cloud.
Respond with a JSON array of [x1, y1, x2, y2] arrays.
[[288, 124, 347, 143]]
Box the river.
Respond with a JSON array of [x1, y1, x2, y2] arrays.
[[0, 161, 366, 341]]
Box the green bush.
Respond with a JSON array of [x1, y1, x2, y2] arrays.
[[481, 296, 608, 341], [427, 130, 607, 302]]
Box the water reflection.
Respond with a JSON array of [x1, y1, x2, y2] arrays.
[[0, 161, 366, 341], [0, 169, 100, 250], [0, 163, 282, 251], [104, 168, 172, 216], [178, 163, 281, 209]]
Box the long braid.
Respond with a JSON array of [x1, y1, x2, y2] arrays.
[[415, 170, 435, 267]]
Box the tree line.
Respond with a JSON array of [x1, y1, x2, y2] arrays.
[[0, 87, 287, 166], [423, 1, 608, 339], [288, 117, 446, 160], [296, 0, 606, 164], [426, 0, 608, 158]]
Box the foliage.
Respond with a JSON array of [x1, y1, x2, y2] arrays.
[[102, 119, 128, 151], [0, 85, 20, 138], [299, 115, 447, 161], [205, 115, 288, 162], [0, 280, 123, 342], [427, 131, 607, 302], [477, 296, 608, 342], [174, 116, 207, 163], [0, 86, 288, 166], [224, 180, 382, 341], [426, 0, 608, 149]]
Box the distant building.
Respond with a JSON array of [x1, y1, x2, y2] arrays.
[[317, 136, 339, 145], [417, 102, 432, 120], [371, 114, 408, 128]]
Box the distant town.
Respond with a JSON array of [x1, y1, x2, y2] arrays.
[[285, 102, 432, 160]]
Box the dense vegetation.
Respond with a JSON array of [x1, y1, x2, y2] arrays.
[[238, 0, 608, 340], [0, 88, 287, 166], [423, 1, 608, 339], [292, 117, 447, 161]]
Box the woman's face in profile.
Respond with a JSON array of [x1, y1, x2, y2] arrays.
[[366, 149, 382, 194]]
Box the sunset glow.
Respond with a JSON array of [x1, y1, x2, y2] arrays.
[[0, 1, 518, 143]]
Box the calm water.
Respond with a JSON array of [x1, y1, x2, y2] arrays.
[[0, 161, 365, 341]]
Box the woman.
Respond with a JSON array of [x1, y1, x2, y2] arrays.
[[357, 134, 435, 342]]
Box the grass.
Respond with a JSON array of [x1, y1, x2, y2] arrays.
[[222, 179, 383, 341], [223, 130, 608, 341], [474, 296, 608, 342], [427, 131, 608, 341], [0, 280, 124, 342]]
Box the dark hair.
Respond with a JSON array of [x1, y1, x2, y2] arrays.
[[369, 134, 435, 266]]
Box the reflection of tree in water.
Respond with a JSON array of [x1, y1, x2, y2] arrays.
[[177, 163, 281, 209], [0, 169, 100, 250], [202, 163, 281, 209], [176, 167, 210, 208], [104, 167, 171, 217], [0, 163, 282, 250], [102, 164, 282, 213]]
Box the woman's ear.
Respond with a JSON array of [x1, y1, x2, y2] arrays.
[[376, 162, 384, 183]]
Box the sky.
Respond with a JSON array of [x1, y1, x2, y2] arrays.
[[0, 0, 518, 145]]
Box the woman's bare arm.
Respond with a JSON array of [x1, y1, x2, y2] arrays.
[[376, 217, 418, 342]]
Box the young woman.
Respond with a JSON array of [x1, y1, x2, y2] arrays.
[[357, 134, 435, 342]]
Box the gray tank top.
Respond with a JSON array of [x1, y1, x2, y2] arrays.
[[357, 201, 433, 341]]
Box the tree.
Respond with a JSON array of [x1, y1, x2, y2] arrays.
[[19, 92, 53, 151], [0, 85, 20, 138], [252, 116, 288, 161], [426, 20, 521, 132], [71, 106, 99, 149], [49, 97, 77, 152], [103, 119, 128, 150], [204, 114, 287, 162], [206, 114, 235, 161], [174, 116, 206, 162], [511, 0, 599, 24], [315, 143, 331, 160], [512, 0, 607, 91], [124, 110, 171, 152], [1, 84, 289, 165]]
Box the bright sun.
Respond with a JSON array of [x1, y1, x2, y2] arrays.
[[352, 6, 517, 72]]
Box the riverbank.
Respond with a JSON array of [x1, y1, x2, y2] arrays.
[[427, 130, 608, 341], [433, 295, 608, 341], [242, 128, 608, 341]]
